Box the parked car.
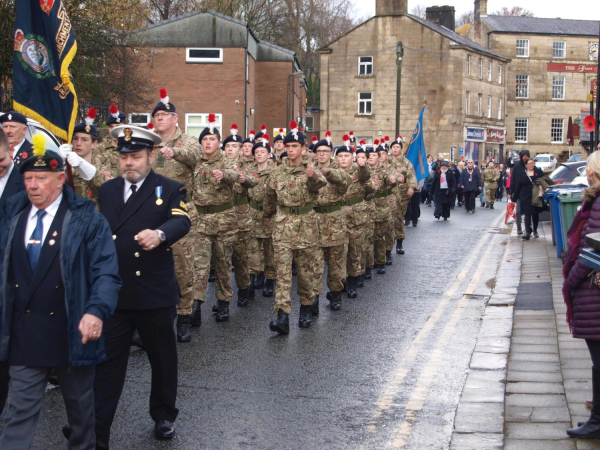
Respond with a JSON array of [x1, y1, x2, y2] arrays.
[[567, 153, 582, 162], [571, 166, 589, 186], [549, 161, 587, 185], [534, 153, 557, 172], [0, 112, 61, 151], [506, 149, 521, 167]]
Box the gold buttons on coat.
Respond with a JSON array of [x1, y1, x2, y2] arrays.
[[136, 271, 141, 276], [15, 284, 18, 288], [135, 252, 140, 258], [112, 235, 117, 240], [55, 286, 60, 290], [50, 312, 55, 316]]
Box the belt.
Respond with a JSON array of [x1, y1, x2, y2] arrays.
[[278, 205, 314, 215], [343, 196, 364, 207], [195, 201, 234, 214], [374, 191, 391, 199], [233, 197, 249, 206], [250, 200, 263, 211], [313, 203, 342, 214]]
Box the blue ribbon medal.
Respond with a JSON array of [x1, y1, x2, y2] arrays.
[[156, 186, 163, 205]]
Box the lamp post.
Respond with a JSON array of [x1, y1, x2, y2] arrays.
[[395, 42, 404, 138], [288, 70, 304, 126]]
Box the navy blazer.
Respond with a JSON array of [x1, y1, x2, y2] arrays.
[[12, 139, 32, 168], [0, 164, 24, 217], [98, 170, 191, 310]]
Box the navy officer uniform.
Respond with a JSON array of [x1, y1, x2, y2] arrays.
[[0, 111, 32, 167], [93, 125, 191, 448]]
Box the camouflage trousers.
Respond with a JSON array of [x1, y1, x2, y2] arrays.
[[374, 221, 389, 265], [313, 244, 348, 296], [347, 223, 367, 277], [273, 244, 316, 315], [233, 230, 250, 290], [195, 231, 237, 303], [364, 221, 375, 269], [395, 191, 410, 240], [248, 237, 277, 279], [485, 183, 497, 205], [386, 198, 397, 252], [174, 203, 198, 315]]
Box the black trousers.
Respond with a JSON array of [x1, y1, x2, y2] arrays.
[[496, 185, 504, 200], [94, 306, 178, 445], [0, 361, 9, 413], [455, 188, 464, 205], [587, 340, 600, 369], [405, 193, 421, 222], [463, 191, 477, 212], [434, 202, 451, 219], [523, 213, 539, 234]]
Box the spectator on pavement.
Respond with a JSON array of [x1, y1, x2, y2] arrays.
[[508, 150, 531, 235], [459, 159, 482, 214], [496, 163, 507, 202], [511, 158, 544, 240]]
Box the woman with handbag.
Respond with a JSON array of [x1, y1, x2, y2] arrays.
[[563, 151, 600, 440], [511, 159, 544, 240]]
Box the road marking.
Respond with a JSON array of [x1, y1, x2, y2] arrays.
[[366, 213, 505, 431]]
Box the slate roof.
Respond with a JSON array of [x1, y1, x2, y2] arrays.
[[482, 15, 600, 36]]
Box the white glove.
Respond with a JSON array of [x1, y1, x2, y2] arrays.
[[58, 143, 73, 161], [67, 153, 97, 181], [66, 152, 82, 167]]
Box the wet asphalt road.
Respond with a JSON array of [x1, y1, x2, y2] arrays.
[[15, 200, 510, 449]]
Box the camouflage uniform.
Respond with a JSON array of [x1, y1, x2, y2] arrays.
[[193, 150, 240, 304], [263, 156, 327, 314], [248, 166, 276, 280], [153, 127, 201, 314], [384, 160, 397, 253], [371, 163, 396, 266], [483, 167, 500, 206], [364, 196, 376, 270], [313, 163, 352, 296], [390, 155, 418, 240]]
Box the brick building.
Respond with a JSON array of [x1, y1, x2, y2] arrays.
[[318, 0, 510, 165], [130, 10, 306, 139], [466, 0, 599, 158]]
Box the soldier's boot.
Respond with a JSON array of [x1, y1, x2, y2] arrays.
[[329, 291, 342, 311], [216, 300, 230, 322], [176, 315, 192, 343], [311, 295, 320, 317], [377, 264, 386, 275], [396, 239, 405, 255], [357, 274, 364, 288], [298, 305, 312, 328], [237, 288, 250, 307], [490, 204, 494, 210], [254, 271, 265, 289], [386, 251, 393, 265], [364, 267, 372, 280], [212, 303, 219, 313], [190, 300, 202, 327], [249, 276, 256, 300], [208, 268, 216, 282], [263, 279, 275, 297], [292, 261, 298, 276], [347, 276, 358, 299], [269, 310, 290, 335]]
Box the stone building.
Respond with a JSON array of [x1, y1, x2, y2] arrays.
[[466, 0, 600, 158], [129, 10, 306, 139], [318, 0, 510, 164]]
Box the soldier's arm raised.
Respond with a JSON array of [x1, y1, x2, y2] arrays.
[[263, 175, 277, 217], [240, 167, 259, 188], [307, 169, 328, 192], [172, 137, 200, 168], [219, 157, 243, 185], [356, 164, 371, 184], [320, 167, 351, 188]]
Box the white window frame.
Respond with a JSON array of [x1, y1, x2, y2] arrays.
[[477, 94, 482, 116], [497, 98, 502, 120], [185, 113, 222, 139], [551, 118, 564, 143], [305, 116, 314, 131], [478, 58, 483, 79], [515, 118, 528, 143], [466, 55, 471, 76], [487, 96, 492, 118], [488, 61, 492, 81], [358, 92, 372, 115], [553, 41, 566, 59], [465, 91, 470, 115], [498, 65, 502, 84], [129, 113, 150, 126], [552, 75, 566, 100], [516, 39, 529, 57], [186, 48, 223, 63], [516, 74, 529, 99], [358, 56, 373, 76]]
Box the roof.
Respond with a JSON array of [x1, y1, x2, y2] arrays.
[[482, 15, 600, 36], [455, 23, 471, 36]]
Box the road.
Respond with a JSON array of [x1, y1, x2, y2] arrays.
[[14, 201, 511, 449]]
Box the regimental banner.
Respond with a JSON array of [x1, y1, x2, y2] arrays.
[[547, 63, 598, 73], [13, 0, 78, 142]]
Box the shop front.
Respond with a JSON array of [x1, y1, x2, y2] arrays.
[[464, 127, 485, 166], [485, 127, 506, 164]]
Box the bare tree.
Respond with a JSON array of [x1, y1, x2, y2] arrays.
[[492, 6, 534, 17], [144, 0, 201, 23], [410, 5, 427, 19], [456, 10, 474, 28]]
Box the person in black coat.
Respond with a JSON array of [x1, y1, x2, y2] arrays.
[[93, 125, 191, 448], [512, 158, 544, 240], [459, 160, 482, 213], [431, 161, 456, 220], [496, 164, 507, 201], [508, 149, 531, 234]]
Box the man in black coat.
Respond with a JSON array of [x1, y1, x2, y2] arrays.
[[93, 125, 191, 448], [431, 161, 456, 220], [459, 159, 482, 213], [508, 150, 531, 234], [0, 111, 32, 167]]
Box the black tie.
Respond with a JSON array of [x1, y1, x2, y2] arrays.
[[127, 184, 137, 203]]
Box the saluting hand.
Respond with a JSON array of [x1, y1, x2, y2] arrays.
[[160, 147, 174, 159], [79, 313, 103, 344], [306, 164, 315, 178], [212, 170, 224, 181], [137, 229, 161, 251]]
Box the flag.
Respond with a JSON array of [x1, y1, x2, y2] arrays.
[[13, 0, 78, 142], [406, 107, 429, 182]]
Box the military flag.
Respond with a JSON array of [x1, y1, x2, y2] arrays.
[[13, 0, 78, 142], [406, 107, 429, 182]]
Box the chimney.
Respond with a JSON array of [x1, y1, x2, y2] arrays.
[[473, 0, 487, 41], [425, 5, 456, 32], [376, 0, 408, 16]]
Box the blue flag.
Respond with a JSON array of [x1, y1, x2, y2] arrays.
[[406, 107, 429, 182], [13, 0, 78, 142]]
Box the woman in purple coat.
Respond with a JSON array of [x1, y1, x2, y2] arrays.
[[563, 151, 600, 439]]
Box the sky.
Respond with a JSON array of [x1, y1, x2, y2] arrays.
[[352, 0, 600, 22]]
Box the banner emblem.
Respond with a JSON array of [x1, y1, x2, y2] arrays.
[[40, 0, 55, 15], [14, 29, 55, 79]]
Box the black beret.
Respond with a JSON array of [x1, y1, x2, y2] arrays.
[[0, 111, 27, 126], [152, 88, 176, 117]]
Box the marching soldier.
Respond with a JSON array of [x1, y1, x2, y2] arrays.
[[273, 128, 285, 159], [377, 141, 396, 266], [483, 161, 500, 209], [0, 111, 32, 167], [93, 104, 127, 178], [348, 131, 356, 152], [359, 144, 376, 280], [263, 121, 327, 334]]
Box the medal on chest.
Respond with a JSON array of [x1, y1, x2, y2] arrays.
[[156, 186, 163, 205]]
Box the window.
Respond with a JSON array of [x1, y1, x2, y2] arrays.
[[305, 116, 314, 131], [553, 41, 566, 58], [465, 91, 470, 115], [516, 75, 529, 98], [186, 48, 223, 63], [497, 98, 502, 120], [498, 65, 502, 83], [488, 62, 492, 81], [358, 56, 373, 76], [487, 96, 492, 118], [477, 94, 482, 116], [467, 55, 471, 75], [358, 92, 372, 115], [551, 118, 564, 143], [129, 113, 150, 126], [515, 118, 528, 142], [478, 58, 483, 79], [185, 113, 222, 138], [516, 39, 529, 57], [552, 76, 565, 100]]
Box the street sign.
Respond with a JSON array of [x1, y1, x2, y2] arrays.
[[459, 147, 463, 156]]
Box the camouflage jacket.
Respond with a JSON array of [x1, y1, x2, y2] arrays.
[[370, 163, 396, 222], [248, 165, 273, 239], [263, 156, 327, 249], [390, 155, 418, 191], [483, 168, 500, 185], [314, 162, 352, 247], [233, 155, 259, 232], [153, 127, 200, 194], [342, 163, 373, 229], [84, 137, 120, 198]]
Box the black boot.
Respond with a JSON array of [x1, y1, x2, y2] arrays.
[[208, 268, 216, 282], [377, 264, 386, 274], [328, 291, 342, 311], [248, 275, 256, 300], [263, 279, 275, 297], [396, 239, 404, 255], [364, 267, 372, 279], [216, 300, 229, 322], [357, 274, 364, 288], [386, 251, 393, 265], [404, 219, 410, 226], [298, 305, 312, 328], [131, 331, 144, 349], [412, 219, 418, 227], [347, 276, 358, 298], [190, 300, 202, 327], [212, 303, 219, 313], [176, 315, 192, 343], [311, 295, 320, 317], [269, 309, 289, 334], [292, 261, 297, 276], [568, 368, 600, 439], [254, 271, 265, 289], [237, 288, 249, 307]]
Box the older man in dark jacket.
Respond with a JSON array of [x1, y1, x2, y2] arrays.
[[459, 160, 482, 213], [0, 143, 121, 449]]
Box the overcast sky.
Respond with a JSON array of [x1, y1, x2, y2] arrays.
[[352, 0, 600, 22]]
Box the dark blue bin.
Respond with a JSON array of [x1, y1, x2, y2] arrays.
[[545, 190, 562, 257]]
